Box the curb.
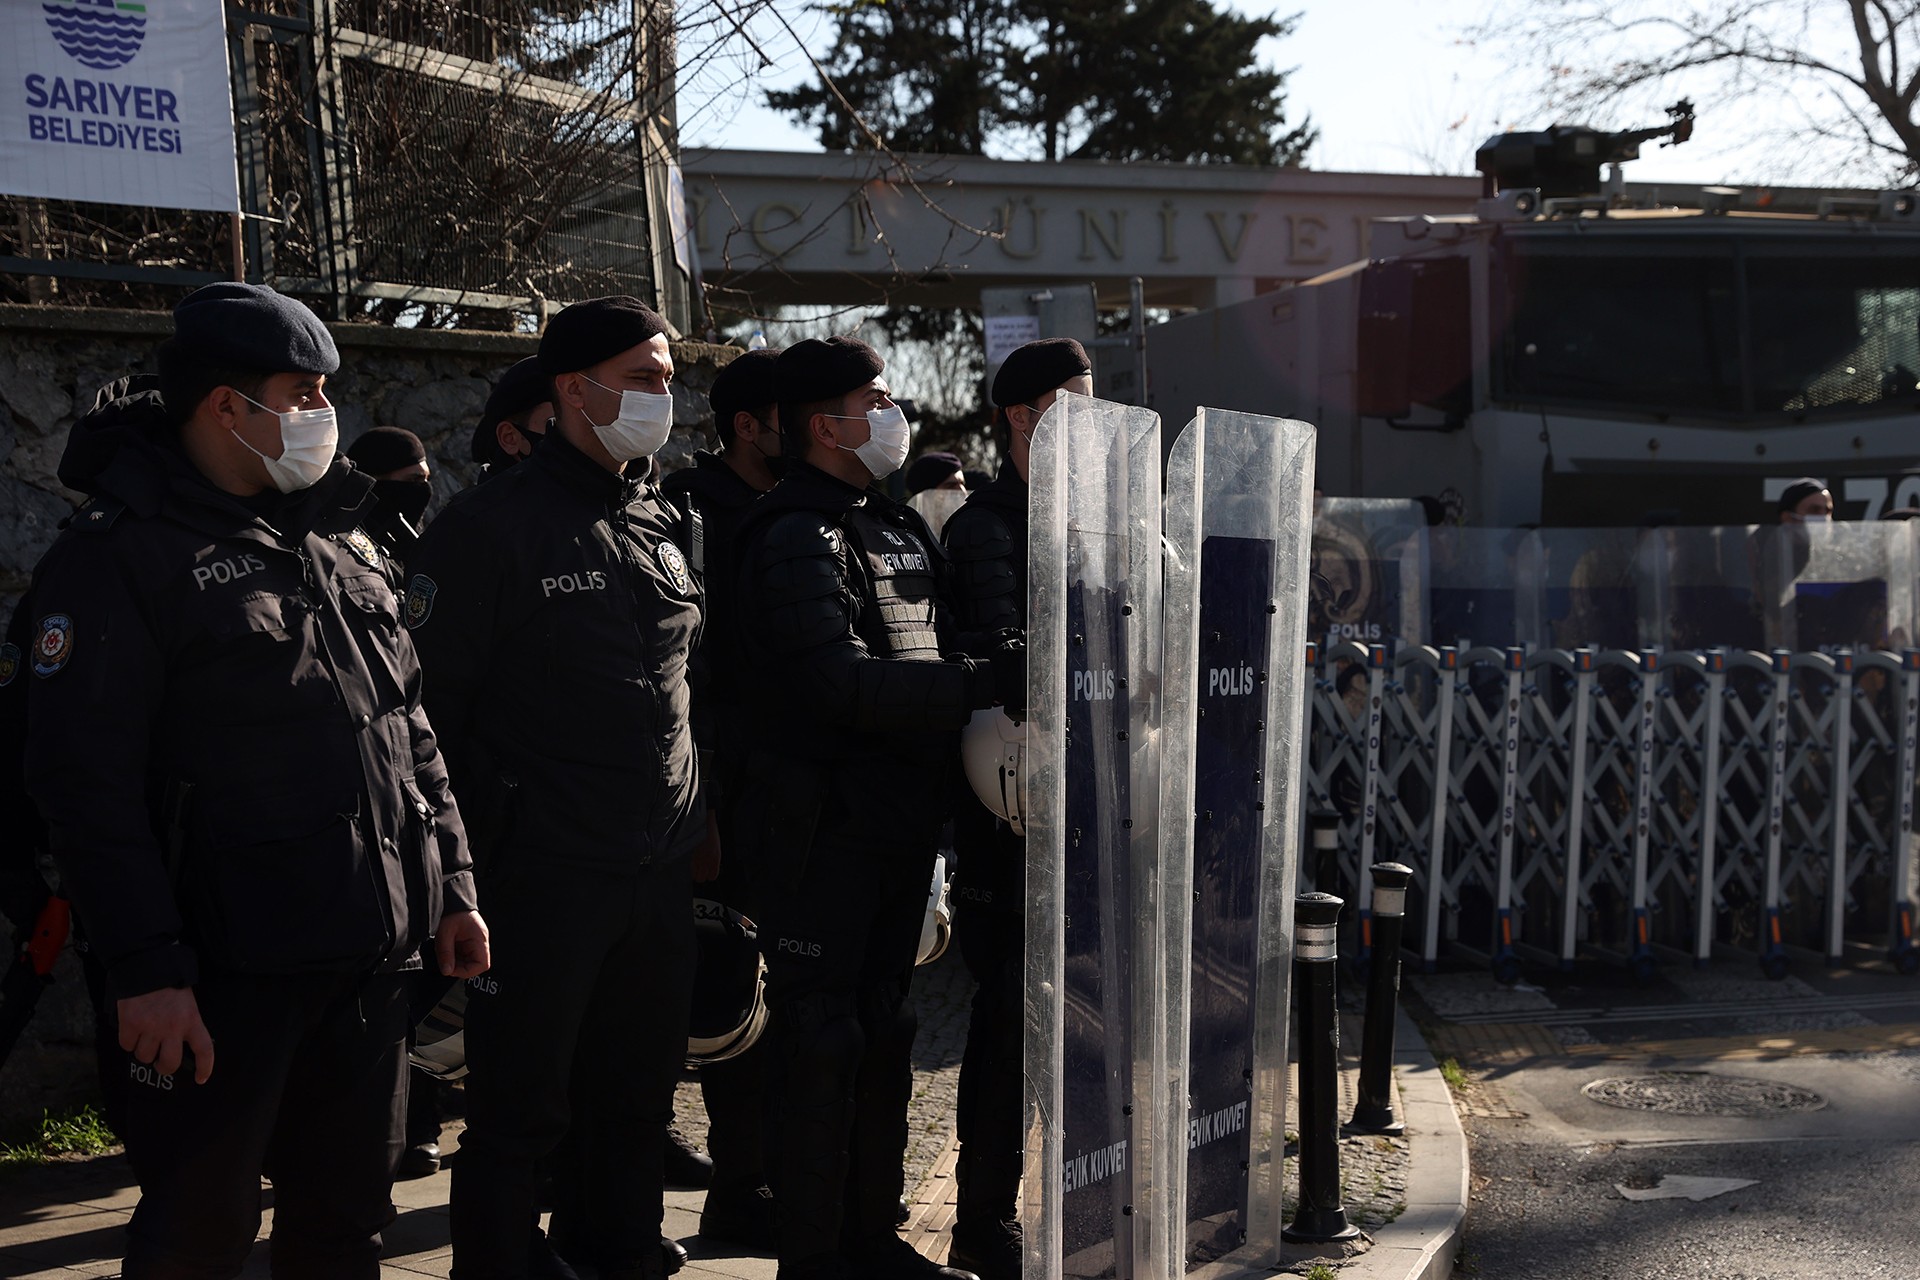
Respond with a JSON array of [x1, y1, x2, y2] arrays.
[[1295, 1006, 1467, 1280]]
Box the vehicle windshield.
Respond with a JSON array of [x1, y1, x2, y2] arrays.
[[1496, 236, 1920, 418]]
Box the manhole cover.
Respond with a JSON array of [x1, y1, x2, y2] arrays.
[[1581, 1072, 1825, 1118]]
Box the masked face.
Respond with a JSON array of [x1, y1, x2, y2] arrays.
[[234, 390, 338, 494], [581, 375, 674, 461], [830, 404, 911, 481], [374, 477, 432, 527]]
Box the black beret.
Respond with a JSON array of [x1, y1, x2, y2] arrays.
[[538, 296, 669, 375], [470, 357, 552, 464], [776, 336, 885, 407], [709, 347, 782, 431], [991, 337, 1091, 408], [172, 282, 339, 375], [1776, 478, 1828, 513], [905, 451, 963, 495], [346, 426, 426, 476]]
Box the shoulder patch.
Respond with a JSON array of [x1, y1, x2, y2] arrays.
[[0, 643, 19, 687], [657, 540, 693, 596], [344, 528, 383, 570], [70, 499, 126, 534], [405, 575, 437, 629], [32, 615, 74, 678]]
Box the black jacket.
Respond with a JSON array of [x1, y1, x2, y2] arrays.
[[734, 463, 992, 856], [941, 462, 1028, 634], [661, 451, 761, 795], [406, 430, 705, 874], [22, 385, 477, 998]]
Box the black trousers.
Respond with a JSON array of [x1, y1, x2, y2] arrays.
[[450, 855, 693, 1279], [118, 969, 409, 1280], [952, 805, 1026, 1230], [756, 836, 933, 1265]]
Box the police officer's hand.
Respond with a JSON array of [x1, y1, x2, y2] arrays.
[[435, 909, 492, 979], [691, 810, 722, 883], [117, 987, 214, 1085], [992, 635, 1027, 716]]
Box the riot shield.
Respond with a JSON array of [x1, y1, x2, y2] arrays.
[[1162, 409, 1316, 1275], [1310, 498, 1425, 651], [1755, 521, 1915, 652], [1636, 525, 1765, 652], [1025, 392, 1168, 1280], [1522, 527, 1642, 652], [1426, 527, 1532, 650]]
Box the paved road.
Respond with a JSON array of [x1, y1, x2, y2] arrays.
[[1406, 952, 1920, 1279]]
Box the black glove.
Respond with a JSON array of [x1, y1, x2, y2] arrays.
[[991, 635, 1027, 716], [958, 656, 998, 711]]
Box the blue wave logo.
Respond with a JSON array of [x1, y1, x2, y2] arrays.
[[43, 0, 148, 71]]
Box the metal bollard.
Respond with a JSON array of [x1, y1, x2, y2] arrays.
[[1284, 892, 1359, 1245], [1310, 809, 1341, 896], [1350, 863, 1414, 1135]]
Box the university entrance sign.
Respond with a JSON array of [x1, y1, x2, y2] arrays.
[[680, 148, 1481, 310]]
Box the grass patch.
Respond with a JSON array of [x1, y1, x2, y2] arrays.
[[1437, 1056, 1469, 1092], [0, 1105, 117, 1168], [1304, 1264, 1338, 1280]]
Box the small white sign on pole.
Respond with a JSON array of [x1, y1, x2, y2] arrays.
[[984, 313, 1041, 368], [2, 0, 240, 214]]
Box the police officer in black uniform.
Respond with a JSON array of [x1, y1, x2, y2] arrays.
[[344, 426, 434, 565], [661, 346, 783, 1247], [941, 338, 1091, 1280], [407, 297, 704, 1280], [21, 282, 492, 1279], [470, 357, 554, 477], [733, 336, 1020, 1280]]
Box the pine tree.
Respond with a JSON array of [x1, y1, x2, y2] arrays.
[[768, 0, 1316, 166]]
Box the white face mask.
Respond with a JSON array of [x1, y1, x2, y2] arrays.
[[235, 391, 337, 494], [832, 404, 911, 480], [1799, 513, 1832, 525], [582, 375, 674, 461]]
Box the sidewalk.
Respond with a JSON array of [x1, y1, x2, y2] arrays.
[[0, 966, 1471, 1280]]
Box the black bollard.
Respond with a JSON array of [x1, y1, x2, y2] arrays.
[[1285, 892, 1359, 1245], [1350, 862, 1414, 1135], [1310, 809, 1341, 896]]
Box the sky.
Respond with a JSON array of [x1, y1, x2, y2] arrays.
[[674, 1, 1865, 188]]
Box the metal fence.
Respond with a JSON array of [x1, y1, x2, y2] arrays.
[[1300, 509, 1920, 982], [4, 1, 690, 330], [1306, 640, 1920, 980]]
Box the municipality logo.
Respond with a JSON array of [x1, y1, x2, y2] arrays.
[[43, 0, 149, 71]]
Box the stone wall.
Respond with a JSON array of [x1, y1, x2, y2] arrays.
[[0, 304, 737, 1133]]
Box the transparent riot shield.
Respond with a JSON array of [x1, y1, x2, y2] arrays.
[[1162, 409, 1316, 1275], [1755, 521, 1916, 652], [1311, 498, 1426, 651], [1636, 525, 1765, 652], [1426, 527, 1533, 650], [1522, 527, 1642, 652], [1025, 393, 1168, 1280]]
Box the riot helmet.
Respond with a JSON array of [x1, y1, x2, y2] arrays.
[[962, 706, 1028, 836], [688, 898, 770, 1066]]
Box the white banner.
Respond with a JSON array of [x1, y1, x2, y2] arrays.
[[2, 0, 240, 213]]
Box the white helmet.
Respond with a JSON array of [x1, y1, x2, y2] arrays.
[[962, 707, 1028, 836], [409, 979, 471, 1080], [917, 854, 953, 966], [687, 898, 770, 1066]]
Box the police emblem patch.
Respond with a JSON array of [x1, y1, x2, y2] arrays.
[[32, 615, 73, 678], [345, 529, 382, 570], [0, 643, 19, 687], [657, 542, 692, 595], [405, 575, 437, 629]]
